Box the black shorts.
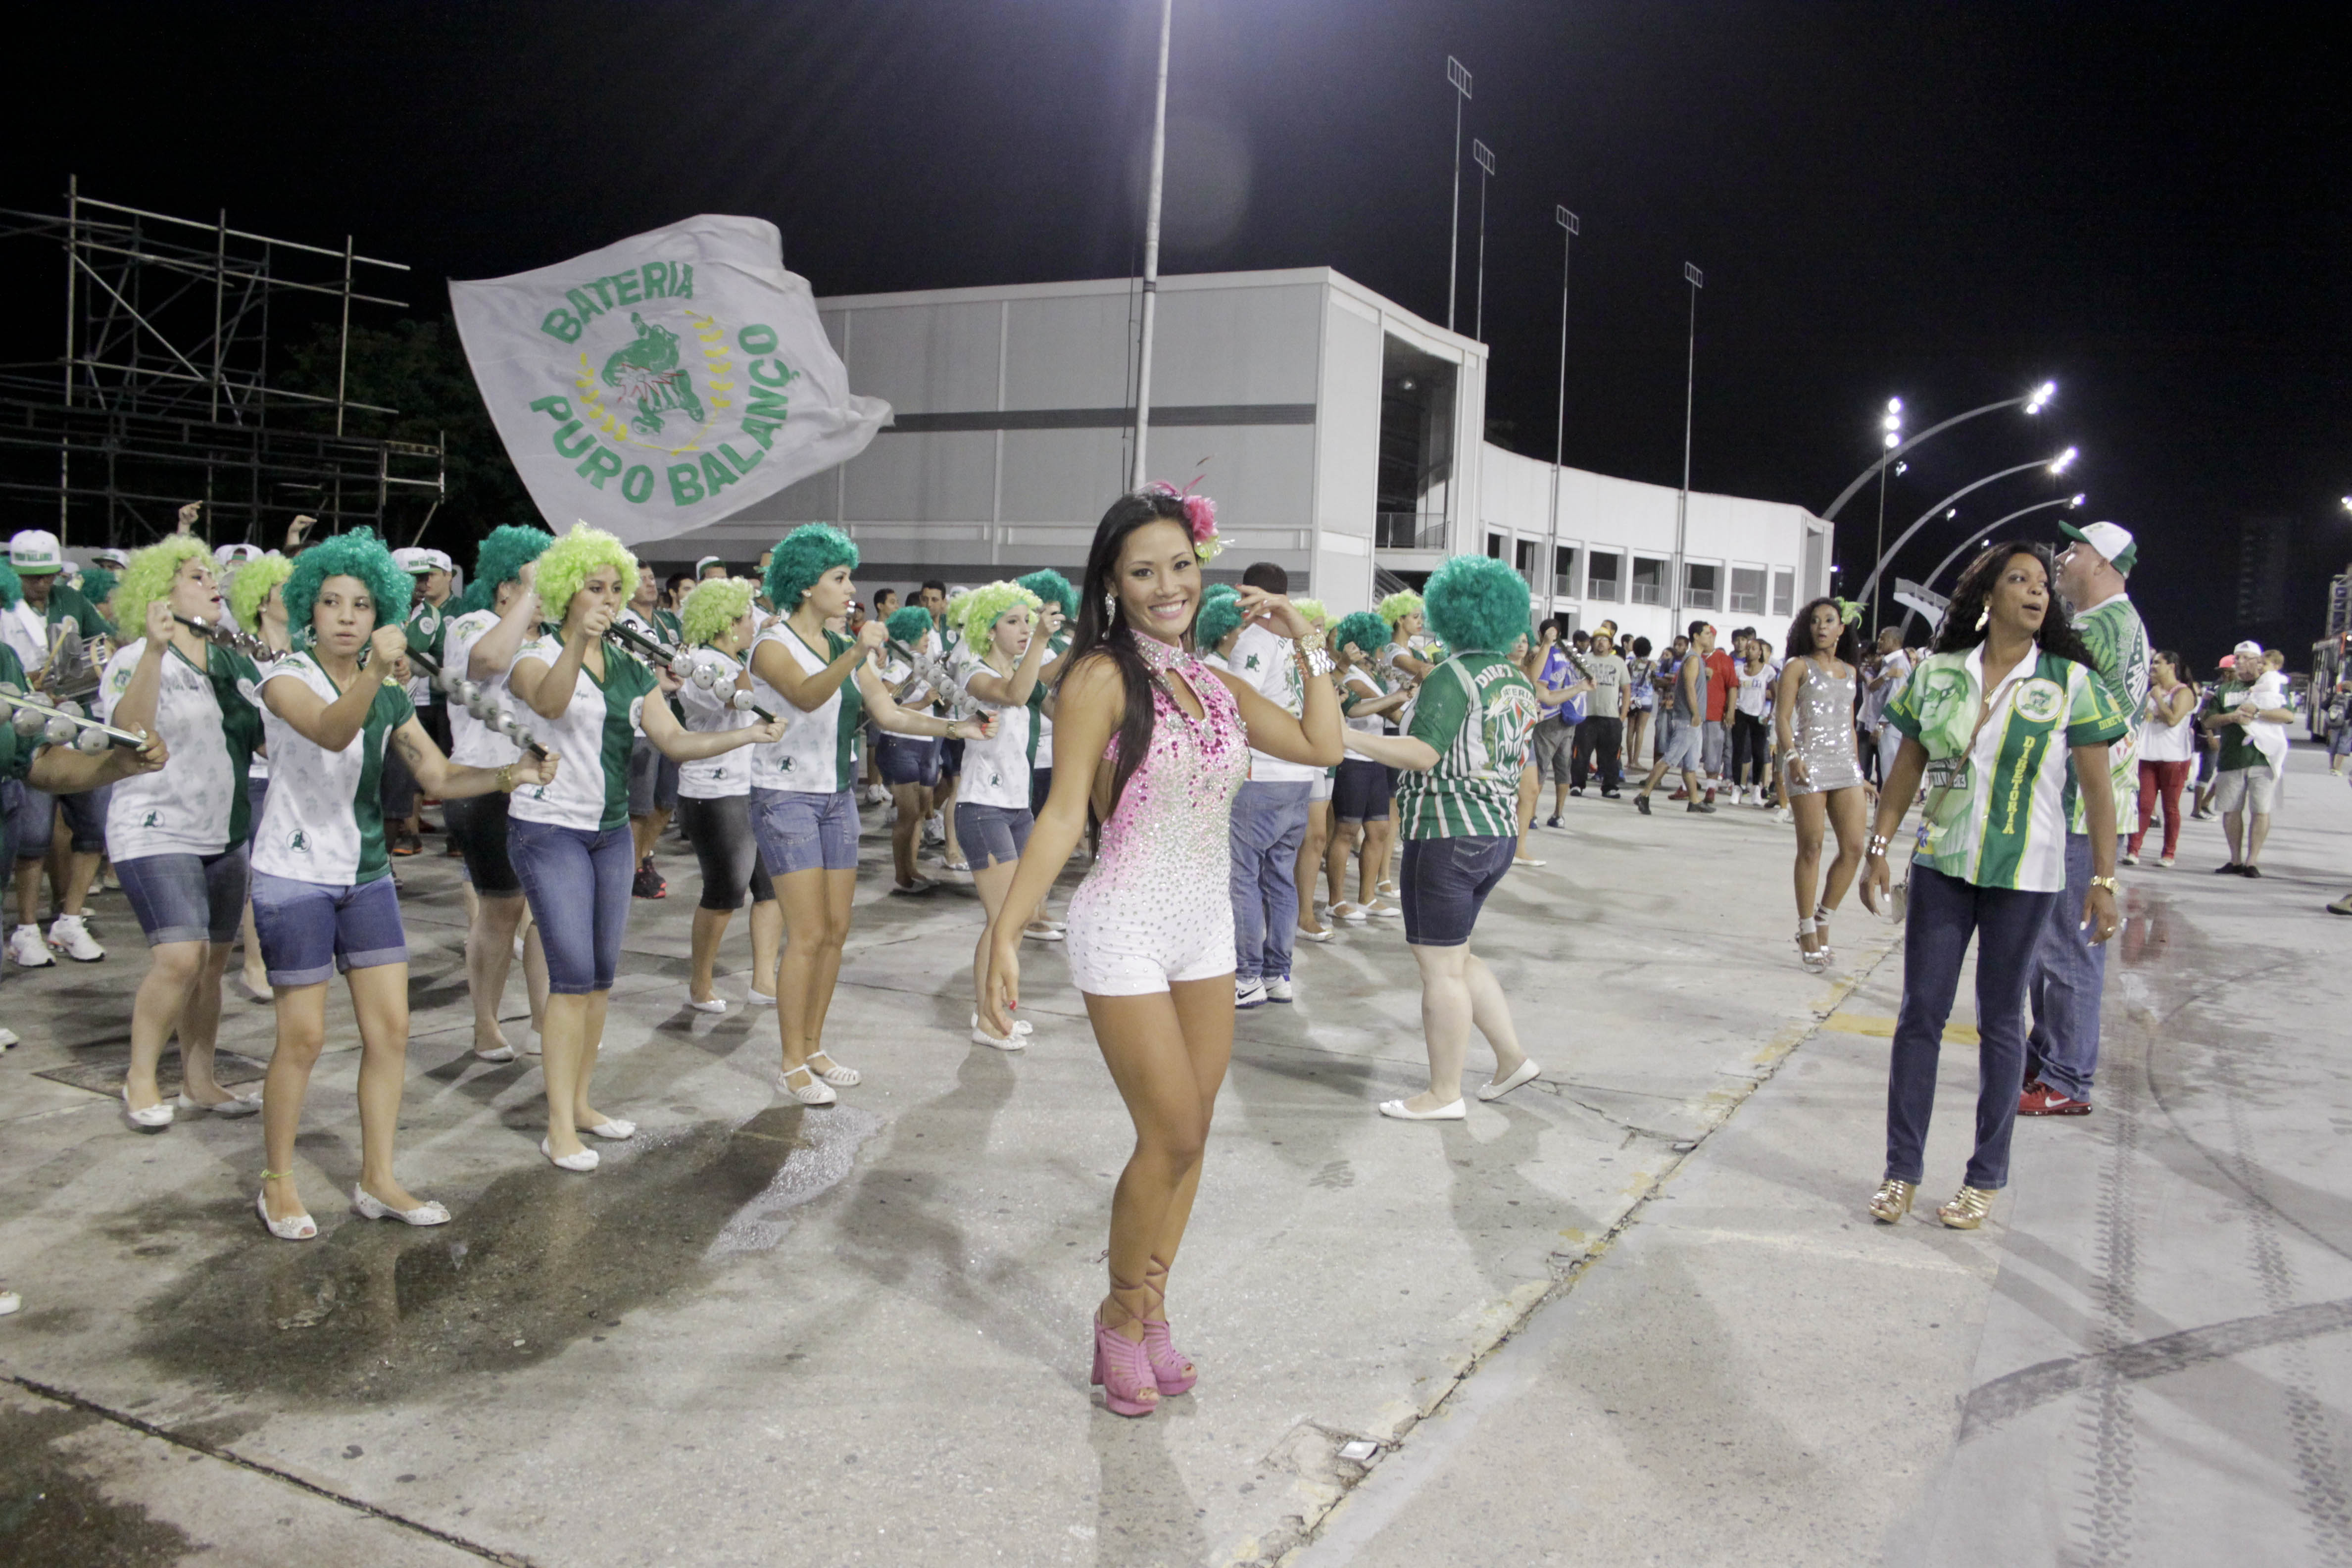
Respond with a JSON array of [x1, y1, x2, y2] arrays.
[[443, 790, 523, 896], [678, 794, 775, 911], [1332, 758, 1394, 824]]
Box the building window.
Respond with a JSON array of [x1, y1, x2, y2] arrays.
[[1772, 567, 1795, 616], [1515, 538, 1539, 589], [1375, 337, 1458, 550], [1587, 550, 1621, 601], [1553, 544, 1579, 599], [1486, 531, 1507, 560], [1631, 555, 1668, 605], [1730, 566, 1766, 614], [1684, 562, 1720, 610]]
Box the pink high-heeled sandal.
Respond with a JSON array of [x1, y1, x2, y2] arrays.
[[1139, 1264, 1196, 1394], [1091, 1315, 1160, 1418]]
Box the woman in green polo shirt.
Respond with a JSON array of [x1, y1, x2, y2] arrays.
[[1338, 556, 1544, 1122], [1859, 543, 2125, 1230]]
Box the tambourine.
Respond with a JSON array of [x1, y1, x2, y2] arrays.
[[0, 683, 147, 753], [400, 645, 551, 762], [678, 646, 779, 724]]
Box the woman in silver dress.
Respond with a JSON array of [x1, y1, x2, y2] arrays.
[[1775, 598, 1871, 969]]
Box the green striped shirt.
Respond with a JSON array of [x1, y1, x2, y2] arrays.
[[1397, 652, 1541, 840], [2062, 594, 2149, 833]]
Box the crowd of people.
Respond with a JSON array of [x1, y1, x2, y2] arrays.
[[0, 499, 2323, 1402]]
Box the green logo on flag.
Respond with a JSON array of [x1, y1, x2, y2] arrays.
[[602, 314, 707, 436]]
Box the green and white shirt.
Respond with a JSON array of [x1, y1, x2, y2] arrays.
[[1397, 651, 1542, 840], [2063, 593, 2150, 833], [252, 655, 415, 885], [749, 622, 864, 794], [98, 637, 264, 859], [675, 648, 757, 801], [1228, 624, 1317, 784], [954, 661, 1044, 809], [1883, 645, 2128, 893], [507, 634, 657, 832], [0, 644, 35, 784], [442, 608, 523, 768], [403, 595, 448, 708]]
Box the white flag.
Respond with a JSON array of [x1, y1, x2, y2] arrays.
[[449, 215, 887, 547]]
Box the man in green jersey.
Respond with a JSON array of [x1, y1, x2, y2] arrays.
[[2201, 637, 2295, 876]]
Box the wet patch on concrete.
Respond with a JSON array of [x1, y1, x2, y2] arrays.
[[0, 1402, 197, 1567], [131, 1105, 882, 1405]]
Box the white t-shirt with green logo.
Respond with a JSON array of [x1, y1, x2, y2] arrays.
[[98, 638, 264, 860], [251, 655, 415, 886], [953, 662, 1042, 810], [749, 622, 864, 794], [442, 609, 523, 769], [1228, 625, 1317, 784], [675, 648, 756, 800], [506, 634, 657, 833]]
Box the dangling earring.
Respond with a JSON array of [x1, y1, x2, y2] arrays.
[[1103, 590, 1117, 621], [1974, 604, 1989, 632]]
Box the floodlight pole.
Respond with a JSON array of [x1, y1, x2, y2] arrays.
[[1129, 0, 1174, 490], [1446, 56, 1471, 333], [1543, 207, 1579, 620], [1672, 262, 1703, 624], [1852, 453, 2076, 609], [1899, 494, 2086, 638], [1472, 140, 1495, 342]]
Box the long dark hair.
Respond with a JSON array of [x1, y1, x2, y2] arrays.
[[1933, 542, 2096, 666], [1062, 488, 1197, 842], [1783, 597, 1860, 667]]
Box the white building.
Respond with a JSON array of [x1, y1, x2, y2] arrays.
[[673, 266, 1831, 649]]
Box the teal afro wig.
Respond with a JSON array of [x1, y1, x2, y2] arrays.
[[764, 523, 859, 612], [1195, 584, 1244, 647], [884, 605, 935, 646], [1333, 611, 1391, 662], [77, 567, 118, 609], [469, 524, 553, 610], [0, 559, 21, 610], [1016, 568, 1078, 621], [1423, 553, 1529, 655], [284, 529, 411, 636]]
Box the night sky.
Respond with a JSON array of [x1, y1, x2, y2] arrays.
[[10, 1, 2347, 664]]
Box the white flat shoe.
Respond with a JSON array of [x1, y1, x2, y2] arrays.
[[472, 1043, 518, 1063], [972, 1012, 1034, 1037], [540, 1137, 599, 1172], [255, 1189, 316, 1240], [971, 1024, 1026, 1052], [585, 1119, 637, 1140], [1476, 1060, 1542, 1102], [175, 1091, 262, 1118], [776, 1065, 838, 1106], [807, 1052, 861, 1087], [1022, 924, 1066, 941], [747, 989, 778, 1007], [1295, 926, 1334, 943], [1367, 902, 1403, 920], [122, 1085, 173, 1131], [1329, 902, 1372, 924], [686, 997, 728, 1014], [350, 1185, 450, 1226], [520, 1031, 543, 1056], [1378, 1098, 1467, 1122]]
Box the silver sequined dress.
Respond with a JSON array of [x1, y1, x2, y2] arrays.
[[1787, 659, 1864, 796]]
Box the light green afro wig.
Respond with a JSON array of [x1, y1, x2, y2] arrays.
[[0, 560, 19, 610], [534, 523, 638, 624], [955, 580, 1043, 650], [764, 523, 859, 612], [1016, 568, 1077, 620], [283, 530, 411, 635], [1378, 589, 1423, 627], [1424, 554, 1530, 655], [229, 553, 294, 632], [465, 524, 554, 612], [682, 577, 758, 647], [112, 536, 212, 638], [1292, 597, 1329, 628], [885, 605, 934, 646], [1195, 583, 1245, 647], [1333, 611, 1391, 662]]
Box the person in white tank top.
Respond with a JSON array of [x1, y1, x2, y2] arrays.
[[951, 582, 1058, 1050], [2127, 649, 2198, 866]]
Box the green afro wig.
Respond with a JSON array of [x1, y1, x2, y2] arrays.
[[1292, 597, 1329, 629], [77, 568, 118, 609], [682, 577, 757, 647], [534, 523, 638, 625], [1424, 554, 1529, 655], [1334, 611, 1391, 662], [1016, 568, 1078, 620], [955, 580, 1043, 650], [885, 605, 934, 645], [112, 536, 212, 640], [1195, 584, 1244, 647], [229, 553, 294, 632], [0, 560, 18, 610], [283, 530, 411, 636], [764, 523, 859, 612], [1378, 590, 1424, 627], [473, 524, 552, 603]]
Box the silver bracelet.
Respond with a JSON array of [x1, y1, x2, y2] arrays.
[[1297, 645, 1334, 679], [1866, 833, 1891, 858]]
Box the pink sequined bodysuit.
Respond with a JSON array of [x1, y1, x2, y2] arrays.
[[1063, 634, 1251, 996]]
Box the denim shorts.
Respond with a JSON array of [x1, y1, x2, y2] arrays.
[[1658, 717, 1705, 774], [1029, 765, 1053, 815], [1399, 834, 1518, 948], [937, 738, 965, 779], [955, 802, 1032, 870], [443, 791, 523, 896], [245, 775, 269, 846], [751, 786, 861, 876], [628, 737, 682, 816], [9, 782, 110, 858], [1332, 758, 1394, 824], [249, 871, 408, 987], [876, 733, 940, 788], [507, 816, 635, 994], [117, 847, 250, 946]]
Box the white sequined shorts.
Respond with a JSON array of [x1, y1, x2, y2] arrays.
[[1063, 887, 1236, 997]]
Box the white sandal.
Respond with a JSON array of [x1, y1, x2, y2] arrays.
[[1795, 917, 1827, 972], [1814, 910, 1837, 965], [806, 1051, 861, 1087], [254, 1187, 316, 1241], [776, 1064, 838, 1106]]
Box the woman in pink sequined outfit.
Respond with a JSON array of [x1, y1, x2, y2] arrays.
[[982, 488, 1341, 1417]]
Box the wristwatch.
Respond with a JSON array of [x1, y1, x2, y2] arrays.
[[2089, 875, 2119, 893]]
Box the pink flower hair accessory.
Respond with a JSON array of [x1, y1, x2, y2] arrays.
[[1144, 479, 1224, 562]]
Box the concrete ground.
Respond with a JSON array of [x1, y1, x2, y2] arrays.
[[1, 751, 2345, 1567]]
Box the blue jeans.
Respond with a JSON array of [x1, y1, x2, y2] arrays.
[[249, 871, 407, 987], [2025, 832, 2105, 1100], [1227, 781, 1311, 983], [1884, 862, 2058, 1190], [507, 817, 635, 994]]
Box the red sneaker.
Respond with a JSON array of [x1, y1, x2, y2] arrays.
[[2017, 1080, 2092, 1116]]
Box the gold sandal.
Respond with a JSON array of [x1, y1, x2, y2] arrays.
[[1937, 1185, 1995, 1229], [1867, 1178, 1916, 1224]]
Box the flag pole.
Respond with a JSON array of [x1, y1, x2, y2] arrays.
[[1130, 0, 1173, 490]]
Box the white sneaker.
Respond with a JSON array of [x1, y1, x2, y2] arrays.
[[0, 1289, 20, 1315], [48, 916, 104, 963], [0, 1026, 17, 1050], [1235, 978, 1269, 1010], [8, 925, 53, 968], [1265, 977, 1294, 1003]]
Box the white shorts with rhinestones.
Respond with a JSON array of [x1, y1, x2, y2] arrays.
[[1063, 884, 1236, 997]]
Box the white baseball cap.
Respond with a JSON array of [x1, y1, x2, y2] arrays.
[[8, 530, 63, 575], [402, 547, 454, 575], [91, 548, 130, 571], [215, 542, 263, 567], [2060, 520, 2137, 574], [2232, 639, 2264, 661]]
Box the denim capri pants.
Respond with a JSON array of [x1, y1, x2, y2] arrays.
[[249, 871, 407, 987], [507, 817, 635, 994], [751, 787, 861, 877], [9, 782, 110, 858], [117, 846, 251, 947]]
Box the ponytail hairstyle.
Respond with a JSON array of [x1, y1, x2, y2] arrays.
[[1062, 486, 1202, 845]]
